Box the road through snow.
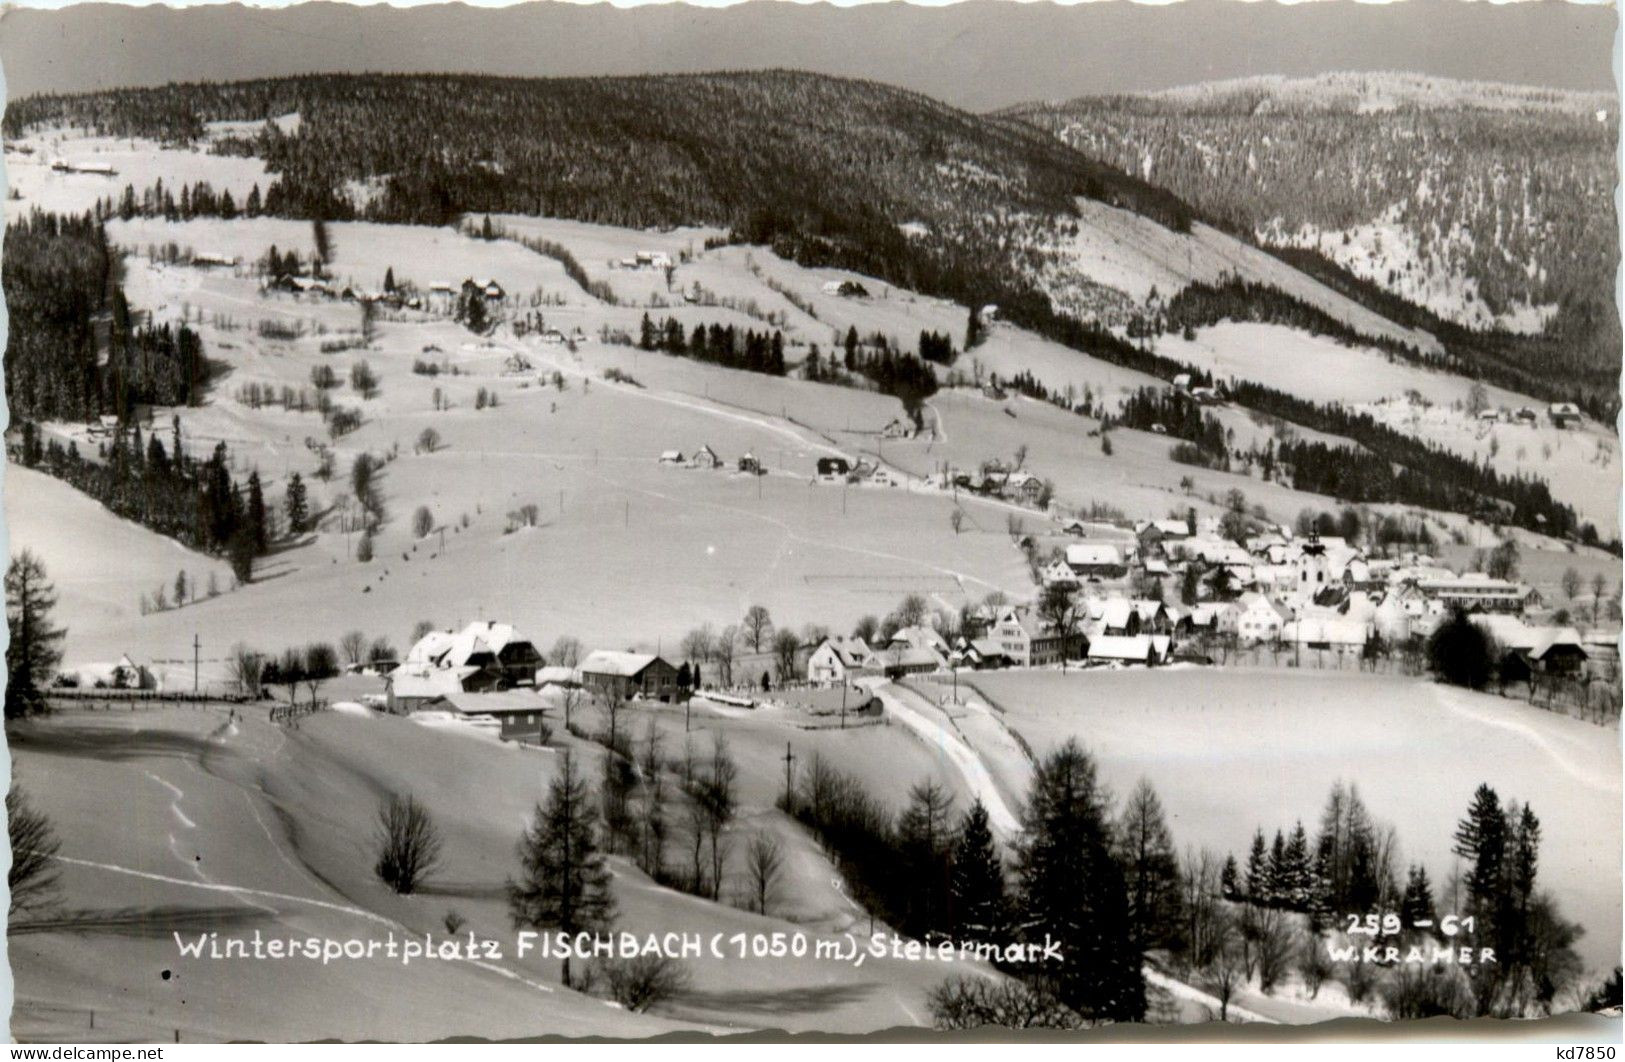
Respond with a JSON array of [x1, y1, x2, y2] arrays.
[[873, 683, 1023, 837]]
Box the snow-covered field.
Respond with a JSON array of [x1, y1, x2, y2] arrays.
[[965, 669, 1622, 973], [9, 700, 1003, 1039], [1154, 322, 1620, 537]]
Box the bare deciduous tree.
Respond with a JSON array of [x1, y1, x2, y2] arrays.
[[374, 792, 443, 894], [744, 831, 785, 915], [597, 954, 692, 1012], [742, 605, 774, 653], [550, 636, 584, 669], [339, 630, 367, 667], [228, 642, 265, 699]]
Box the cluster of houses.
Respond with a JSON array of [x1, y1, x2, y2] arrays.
[[936, 459, 1049, 507], [815, 455, 905, 488], [1020, 517, 1590, 670], [660, 445, 766, 475], [383, 620, 682, 743], [1476, 402, 1585, 430], [615, 251, 674, 271]]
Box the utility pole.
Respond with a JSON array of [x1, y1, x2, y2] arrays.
[[840, 684, 847, 730], [193, 633, 200, 694], [782, 742, 796, 812]]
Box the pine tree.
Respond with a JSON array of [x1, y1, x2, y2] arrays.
[[1220, 854, 1242, 901], [1400, 864, 1436, 930], [1283, 822, 1312, 910], [897, 779, 956, 939], [1112, 779, 1183, 952], [948, 800, 1010, 949], [247, 471, 267, 553], [1266, 829, 1288, 908], [5, 551, 65, 718], [508, 752, 615, 987], [284, 473, 308, 533], [1245, 828, 1269, 903], [1454, 783, 1508, 919], [1014, 740, 1144, 1021]]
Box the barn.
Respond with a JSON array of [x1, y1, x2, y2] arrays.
[[579, 651, 679, 702]]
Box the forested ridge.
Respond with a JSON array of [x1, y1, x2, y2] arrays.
[[1008, 74, 1619, 407], [3, 72, 1601, 540]]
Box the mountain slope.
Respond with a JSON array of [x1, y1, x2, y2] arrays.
[[1005, 73, 1619, 406], [0, 71, 1436, 363]]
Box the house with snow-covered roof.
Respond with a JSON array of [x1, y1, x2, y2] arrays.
[[579, 650, 679, 701], [807, 637, 875, 683]]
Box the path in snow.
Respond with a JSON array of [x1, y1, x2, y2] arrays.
[[872, 682, 1023, 837]]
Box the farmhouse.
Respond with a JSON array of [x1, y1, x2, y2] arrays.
[[1548, 402, 1583, 429], [1087, 635, 1157, 667], [1471, 616, 1588, 680], [578, 651, 679, 702], [1041, 556, 1081, 589], [404, 621, 544, 688], [386, 664, 500, 714], [1065, 543, 1127, 580], [689, 444, 722, 470], [871, 645, 944, 677], [738, 452, 763, 475], [807, 637, 875, 683], [421, 689, 553, 744], [1283, 616, 1370, 656], [816, 456, 852, 481], [956, 638, 1015, 670], [887, 625, 951, 658], [659, 450, 685, 465]]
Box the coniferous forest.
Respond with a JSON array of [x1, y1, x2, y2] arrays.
[[5, 210, 209, 423]]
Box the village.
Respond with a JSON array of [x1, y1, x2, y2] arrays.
[[57, 492, 1612, 745]]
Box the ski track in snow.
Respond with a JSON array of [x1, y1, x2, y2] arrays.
[[1430, 686, 1620, 795]]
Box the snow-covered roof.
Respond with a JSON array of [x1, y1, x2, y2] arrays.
[[1088, 635, 1154, 662], [579, 650, 662, 678], [1100, 598, 1134, 630], [534, 666, 581, 687], [1285, 617, 1369, 646], [815, 637, 872, 667], [873, 646, 945, 670], [388, 664, 480, 699], [429, 689, 550, 716], [888, 626, 949, 654], [1066, 543, 1123, 568]]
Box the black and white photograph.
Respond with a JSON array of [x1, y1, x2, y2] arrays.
[[0, 0, 1620, 1044]]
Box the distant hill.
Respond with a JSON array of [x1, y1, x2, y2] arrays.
[[0, 0, 1613, 111], [1006, 72, 1620, 400]]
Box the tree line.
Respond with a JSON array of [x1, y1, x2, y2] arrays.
[[13, 420, 269, 580], [5, 210, 209, 424]]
